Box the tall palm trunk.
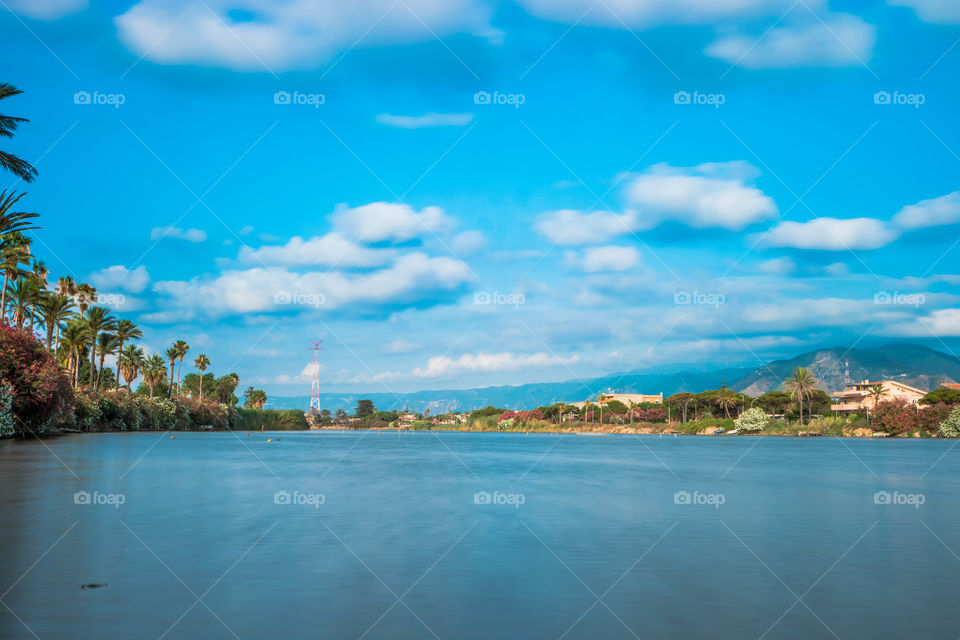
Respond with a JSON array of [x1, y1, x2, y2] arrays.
[[96, 352, 107, 391], [0, 273, 7, 323], [199, 375, 203, 403], [176, 359, 183, 396], [89, 338, 97, 389], [114, 339, 125, 391]]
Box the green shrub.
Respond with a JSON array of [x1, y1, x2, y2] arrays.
[[938, 407, 960, 438]]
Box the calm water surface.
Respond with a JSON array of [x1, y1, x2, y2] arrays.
[[1, 431, 958, 639]]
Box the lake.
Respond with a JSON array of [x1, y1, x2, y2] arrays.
[[0, 431, 958, 639]]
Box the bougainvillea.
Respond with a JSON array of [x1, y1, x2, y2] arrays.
[[0, 323, 73, 435], [498, 409, 544, 424]]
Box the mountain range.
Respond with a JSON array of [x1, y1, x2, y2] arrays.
[[265, 343, 960, 412]]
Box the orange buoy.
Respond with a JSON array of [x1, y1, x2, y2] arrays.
[[169, 436, 175, 439]]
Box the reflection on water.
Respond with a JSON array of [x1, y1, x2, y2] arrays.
[[0, 431, 957, 639]]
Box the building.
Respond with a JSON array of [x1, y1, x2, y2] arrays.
[[830, 380, 926, 413], [568, 393, 663, 409], [943, 383, 960, 391]]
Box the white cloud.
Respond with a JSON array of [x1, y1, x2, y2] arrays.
[[90, 265, 151, 293], [376, 113, 474, 128], [152, 252, 473, 318], [535, 209, 639, 245], [151, 226, 207, 242], [764, 217, 898, 250], [384, 339, 422, 354], [115, 0, 490, 71], [886, 308, 960, 336], [368, 351, 580, 381], [333, 202, 454, 243], [888, 0, 960, 24], [570, 246, 640, 272], [757, 257, 796, 275], [624, 161, 777, 230], [892, 192, 960, 230], [516, 0, 802, 27], [706, 14, 876, 69], [7, 0, 86, 19], [239, 232, 395, 267], [450, 230, 486, 254]]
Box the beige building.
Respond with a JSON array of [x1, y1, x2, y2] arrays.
[[568, 393, 663, 409], [830, 380, 926, 413]]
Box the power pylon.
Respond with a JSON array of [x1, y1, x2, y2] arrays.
[[308, 340, 324, 411]]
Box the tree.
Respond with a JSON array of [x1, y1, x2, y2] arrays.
[[75, 283, 96, 317], [715, 388, 738, 419], [35, 291, 74, 351], [95, 332, 121, 391], [0, 84, 38, 182], [119, 344, 144, 390], [868, 384, 887, 409], [165, 346, 178, 394], [734, 407, 769, 433], [784, 367, 819, 425], [83, 307, 116, 389], [595, 393, 608, 425], [921, 388, 960, 406], [142, 354, 167, 399], [217, 372, 239, 405], [355, 399, 375, 418], [938, 407, 960, 437], [113, 319, 142, 390], [7, 276, 39, 328], [243, 387, 267, 409], [61, 319, 87, 387], [194, 354, 210, 402], [756, 390, 792, 415], [174, 340, 189, 395]]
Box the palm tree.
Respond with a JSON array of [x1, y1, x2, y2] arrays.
[[0, 231, 31, 319], [0, 84, 38, 182], [35, 291, 74, 350], [143, 354, 167, 399], [716, 388, 738, 419], [625, 399, 638, 424], [174, 340, 189, 395], [165, 346, 178, 395], [194, 354, 211, 402], [868, 384, 887, 409], [55, 275, 77, 298], [31, 258, 47, 286], [75, 283, 96, 317], [61, 319, 88, 387], [83, 307, 116, 389], [595, 393, 608, 426], [119, 344, 144, 390], [113, 319, 143, 390], [783, 367, 819, 426], [95, 332, 120, 391], [7, 276, 39, 328]]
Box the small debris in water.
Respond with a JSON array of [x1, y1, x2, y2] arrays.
[[81, 583, 107, 590]]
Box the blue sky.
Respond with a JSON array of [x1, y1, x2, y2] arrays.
[[2, 0, 959, 398]]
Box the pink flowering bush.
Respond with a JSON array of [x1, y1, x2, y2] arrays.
[[871, 400, 919, 435], [0, 323, 73, 435]]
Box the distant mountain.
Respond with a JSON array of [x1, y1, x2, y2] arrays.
[[266, 366, 753, 412], [266, 343, 960, 413], [730, 344, 960, 396]]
